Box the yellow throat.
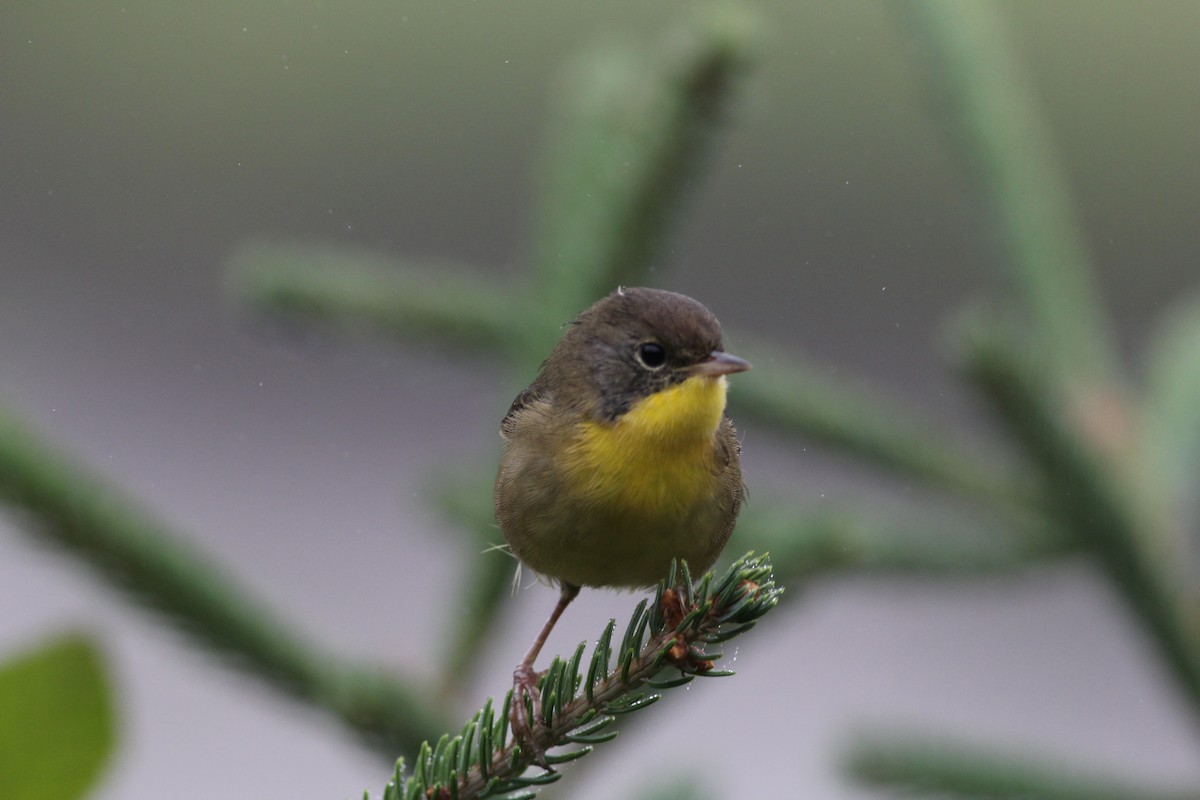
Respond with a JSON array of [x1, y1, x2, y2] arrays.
[[566, 375, 728, 516]]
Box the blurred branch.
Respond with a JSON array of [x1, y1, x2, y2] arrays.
[[430, 469, 517, 696], [229, 6, 1069, 533], [227, 244, 1045, 515], [961, 318, 1200, 710], [229, 5, 761, 372], [845, 734, 1198, 800], [732, 336, 1036, 511], [1140, 293, 1200, 554], [227, 242, 517, 353], [528, 5, 760, 330], [0, 406, 449, 756], [904, 0, 1118, 388], [736, 500, 1070, 585]]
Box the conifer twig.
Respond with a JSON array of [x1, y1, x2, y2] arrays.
[[375, 553, 781, 800]]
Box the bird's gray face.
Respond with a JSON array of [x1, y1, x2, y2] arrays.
[[580, 310, 726, 422]]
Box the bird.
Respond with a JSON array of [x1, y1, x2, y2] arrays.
[[493, 285, 749, 760]]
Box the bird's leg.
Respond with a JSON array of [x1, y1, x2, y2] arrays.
[[511, 581, 580, 768]]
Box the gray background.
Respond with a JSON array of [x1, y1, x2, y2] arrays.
[[1, 2, 1198, 798]]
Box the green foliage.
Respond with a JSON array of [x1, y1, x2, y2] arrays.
[[2, 3, 1198, 799], [736, 500, 1070, 584], [0, 634, 116, 800], [3, 10, 779, 798], [375, 555, 780, 800]]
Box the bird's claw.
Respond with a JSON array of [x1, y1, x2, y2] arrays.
[[510, 664, 552, 770]]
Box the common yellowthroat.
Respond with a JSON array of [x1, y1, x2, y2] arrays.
[[494, 286, 749, 755]]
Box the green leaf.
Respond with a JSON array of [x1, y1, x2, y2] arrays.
[[0, 633, 116, 800]]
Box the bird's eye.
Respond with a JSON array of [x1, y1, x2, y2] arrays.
[[635, 342, 667, 369]]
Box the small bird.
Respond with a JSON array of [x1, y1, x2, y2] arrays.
[[494, 286, 749, 757]]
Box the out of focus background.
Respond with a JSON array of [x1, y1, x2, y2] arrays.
[[2, 2, 1198, 798]]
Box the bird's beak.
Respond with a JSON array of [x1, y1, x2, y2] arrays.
[[691, 350, 752, 377]]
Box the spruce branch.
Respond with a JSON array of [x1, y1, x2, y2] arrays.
[[845, 733, 1198, 800], [0, 406, 449, 755], [373, 553, 781, 800]]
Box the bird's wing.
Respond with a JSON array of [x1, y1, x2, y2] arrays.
[[500, 383, 548, 439]]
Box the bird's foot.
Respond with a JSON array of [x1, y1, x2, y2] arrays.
[[659, 587, 714, 673], [510, 663, 552, 770]]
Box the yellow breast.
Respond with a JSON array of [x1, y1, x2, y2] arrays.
[[564, 375, 728, 518]]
